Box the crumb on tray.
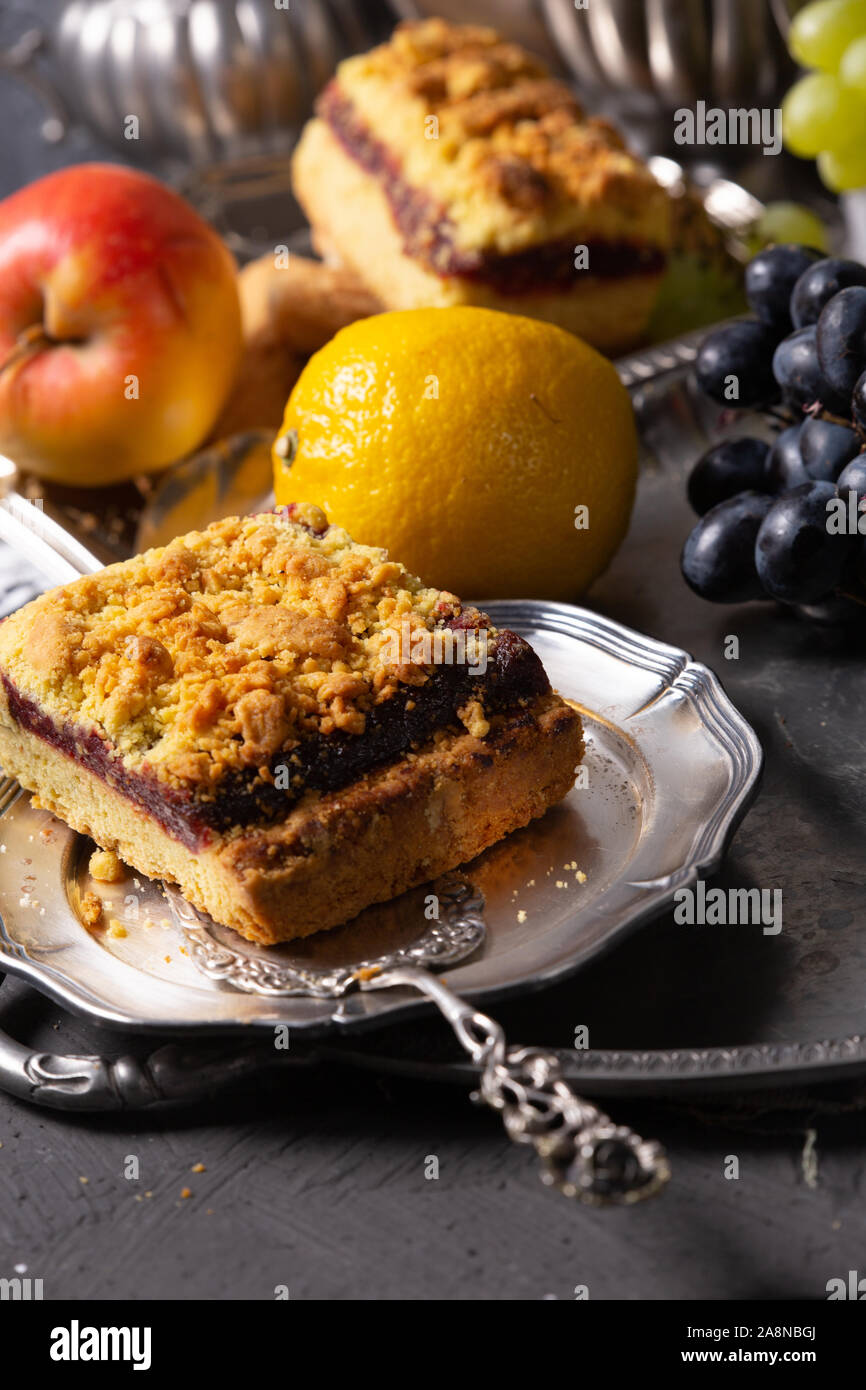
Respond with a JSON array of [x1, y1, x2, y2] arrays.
[[89, 848, 126, 883], [80, 891, 103, 927]]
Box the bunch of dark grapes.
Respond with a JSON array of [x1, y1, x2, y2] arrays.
[[683, 244, 866, 621]]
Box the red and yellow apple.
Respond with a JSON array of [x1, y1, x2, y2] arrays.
[[0, 163, 242, 486]]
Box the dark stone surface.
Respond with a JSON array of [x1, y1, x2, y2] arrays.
[[2, 971, 866, 1303], [1, 0, 865, 1302]]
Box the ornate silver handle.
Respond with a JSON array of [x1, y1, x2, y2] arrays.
[[361, 966, 670, 1206], [0, 1030, 311, 1111], [0, 980, 311, 1111], [0, 970, 668, 1203]]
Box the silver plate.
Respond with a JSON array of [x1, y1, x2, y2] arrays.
[[0, 600, 760, 1036]]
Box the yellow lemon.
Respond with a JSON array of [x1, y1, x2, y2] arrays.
[[273, 306, 638, 600]]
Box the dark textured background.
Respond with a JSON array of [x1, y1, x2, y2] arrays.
[[1, 0, 866, 1302]]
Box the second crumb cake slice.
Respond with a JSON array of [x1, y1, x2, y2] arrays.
[[0, 505, 583, 944], [292, 19, 671, 353]]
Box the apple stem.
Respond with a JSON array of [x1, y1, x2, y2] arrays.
[[0, 323, 51, 377]]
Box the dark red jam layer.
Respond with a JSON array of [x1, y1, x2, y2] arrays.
[[1, 625, 549, 849], [2, 675, 209, 851], [318, 84, 666, 294]]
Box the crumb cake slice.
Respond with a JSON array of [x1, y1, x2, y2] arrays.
[[292, 19, 671, 353], [0, 505, 583, 944]]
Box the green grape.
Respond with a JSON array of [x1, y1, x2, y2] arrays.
[[839, 34, 866, 93], [818, 144, 866, 191], [745, 202, 830, 255], [782, 72, 866, 155], [790, 0, 866, 73]]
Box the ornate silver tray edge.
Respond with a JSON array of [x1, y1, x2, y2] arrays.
[[323, 1032, 866, 1097]]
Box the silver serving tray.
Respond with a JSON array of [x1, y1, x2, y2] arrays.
[[4, 329, 857, 1104], [0, 601, 760, 1041]]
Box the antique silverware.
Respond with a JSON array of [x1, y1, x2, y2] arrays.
[[0, 1, 387, 257], [0, 488, 102, 586], [538, 0, 799, 158], [0, 503, 701, 1206], [0, 863, 668, 1204], [3, 0, 385, 164], [0, 767, 671, 1203], [5, 0, 799, 164]]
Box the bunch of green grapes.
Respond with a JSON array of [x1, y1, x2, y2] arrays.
[[783, 0, 866, 192]]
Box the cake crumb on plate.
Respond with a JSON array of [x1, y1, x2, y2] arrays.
[[80, 891, 103, 927], [89, 848, 125, 883]]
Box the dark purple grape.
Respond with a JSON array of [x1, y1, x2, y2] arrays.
[[836, 457, 866, 540], [836, 453, 866, 501], [745, 244, 824, 330], [853, 368, 866, 433], [816, 286, 866, 398], [686, 437, 770, 515], [772, 325, 849, 415], [790, 257, 866, 328], [755, 481, 854, 603], [765, 424, 808, 491], [799, 416, 861, 481], [681, 491, 774, 602], [695, 320, 780, 407]]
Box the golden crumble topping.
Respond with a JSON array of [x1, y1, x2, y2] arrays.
[[325, 19, 671, 257], [0, 508, 481, 793]]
